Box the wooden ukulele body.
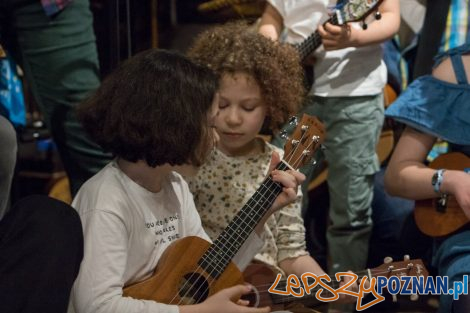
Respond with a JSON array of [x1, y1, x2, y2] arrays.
[[414, 152, 470, 237], [123, 236, 244, 304]]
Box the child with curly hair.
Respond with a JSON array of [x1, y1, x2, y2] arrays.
[[69, 48, 304, 313], [187, 21, 331, 285]]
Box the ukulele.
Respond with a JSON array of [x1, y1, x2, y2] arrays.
[[295, 0, 384, 62], [123, 114, 326, 304], [242, 257, 428, 310], [414, 152, 470, 237], [296, 0, 384, 87]]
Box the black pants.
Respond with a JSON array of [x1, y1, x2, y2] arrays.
[[0, 195, 83, 313]]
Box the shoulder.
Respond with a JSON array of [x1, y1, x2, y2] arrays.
[[72, 162, 131, 216]]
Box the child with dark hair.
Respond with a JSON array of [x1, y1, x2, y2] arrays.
[[70, 48, 304, 313]]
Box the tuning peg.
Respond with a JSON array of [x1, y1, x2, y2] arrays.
[[288, 116, 298, 126], [375, 11, 382, 20], [383, 256, 393, 264], [416, 264, 423, 276], [291, 139, 300, 146], [279, 130, 289, 139], [312, 135, 320, 144], [362, 21, 368, 30], [403, 255, 410, 261], [310, 158, 317, 166]]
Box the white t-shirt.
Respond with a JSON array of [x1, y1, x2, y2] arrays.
[[268, 0, 387, 97], [69, 161, 261, 313]]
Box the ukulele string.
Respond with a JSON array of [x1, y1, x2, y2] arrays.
[[173, 128, 318, 304], [171, 174, 282, 304], [173, 174, 282, 305]]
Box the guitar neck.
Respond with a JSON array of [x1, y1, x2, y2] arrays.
[[295, 14, 339, 61], [198, 161, 289, 279]]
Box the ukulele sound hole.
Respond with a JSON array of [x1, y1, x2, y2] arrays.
[[241, 285, 260, 307], [178, 273, 209, 304]]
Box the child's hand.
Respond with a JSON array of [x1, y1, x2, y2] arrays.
[[182, 284, 270, 313], [337, 272, 361, 304], [268, 151, 305, 212], [318, 22, 355, 50], [444, 170, 470, 220]]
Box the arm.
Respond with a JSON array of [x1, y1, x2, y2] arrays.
[[384, 127, 470, 218], [279, 255, 326, 277], [254, 151, 305, 235], [279, 254, 357, 304], [319, 0, 400, 50], [384, 127, 436, 199], [258, 3, 284, 41], [275, 201, 357, 303], [180, 285, 269, 313], [273, 183, 325, 277]]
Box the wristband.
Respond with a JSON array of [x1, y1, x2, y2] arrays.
[[431, 169, 446, 194]]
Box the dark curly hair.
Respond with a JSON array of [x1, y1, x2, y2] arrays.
[[187, 21, 304, 132], [78, 49, 218, 167]]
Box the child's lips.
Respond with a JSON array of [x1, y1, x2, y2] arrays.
[[223, 132, 243, 138]]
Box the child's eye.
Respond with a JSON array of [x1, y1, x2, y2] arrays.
[[218, 100, 229, 109], [242, 106, 255, 112]]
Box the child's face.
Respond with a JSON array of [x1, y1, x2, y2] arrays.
[[215, 72, 267, 156]]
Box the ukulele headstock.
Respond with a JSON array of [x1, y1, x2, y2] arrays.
[[373, 257, 429, 281], [370, 256, 429, 302], [282, 114, 325, 170], [336, 0, 384, 29]]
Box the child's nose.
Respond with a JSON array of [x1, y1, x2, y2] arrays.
[[225, 108, 242, 125]]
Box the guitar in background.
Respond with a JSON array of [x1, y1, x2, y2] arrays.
[[414, 152, 470, 237], [242, 257, 428, 310], [295, 0, 384, 87]]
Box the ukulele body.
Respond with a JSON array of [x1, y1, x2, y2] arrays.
[[414, 152, 470, 237], [123, 236, 244, 304]]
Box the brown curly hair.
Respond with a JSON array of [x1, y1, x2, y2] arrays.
[[187, 21, 304, 132]]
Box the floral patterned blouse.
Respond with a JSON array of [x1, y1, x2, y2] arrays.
[[187, 138, 308, 274]]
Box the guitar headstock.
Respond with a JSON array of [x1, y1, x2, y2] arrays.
[[283, 114, 325, 170], [369, 256, 429, 301], [371, 258, 429, 281], [336, 0, 384, 27]]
